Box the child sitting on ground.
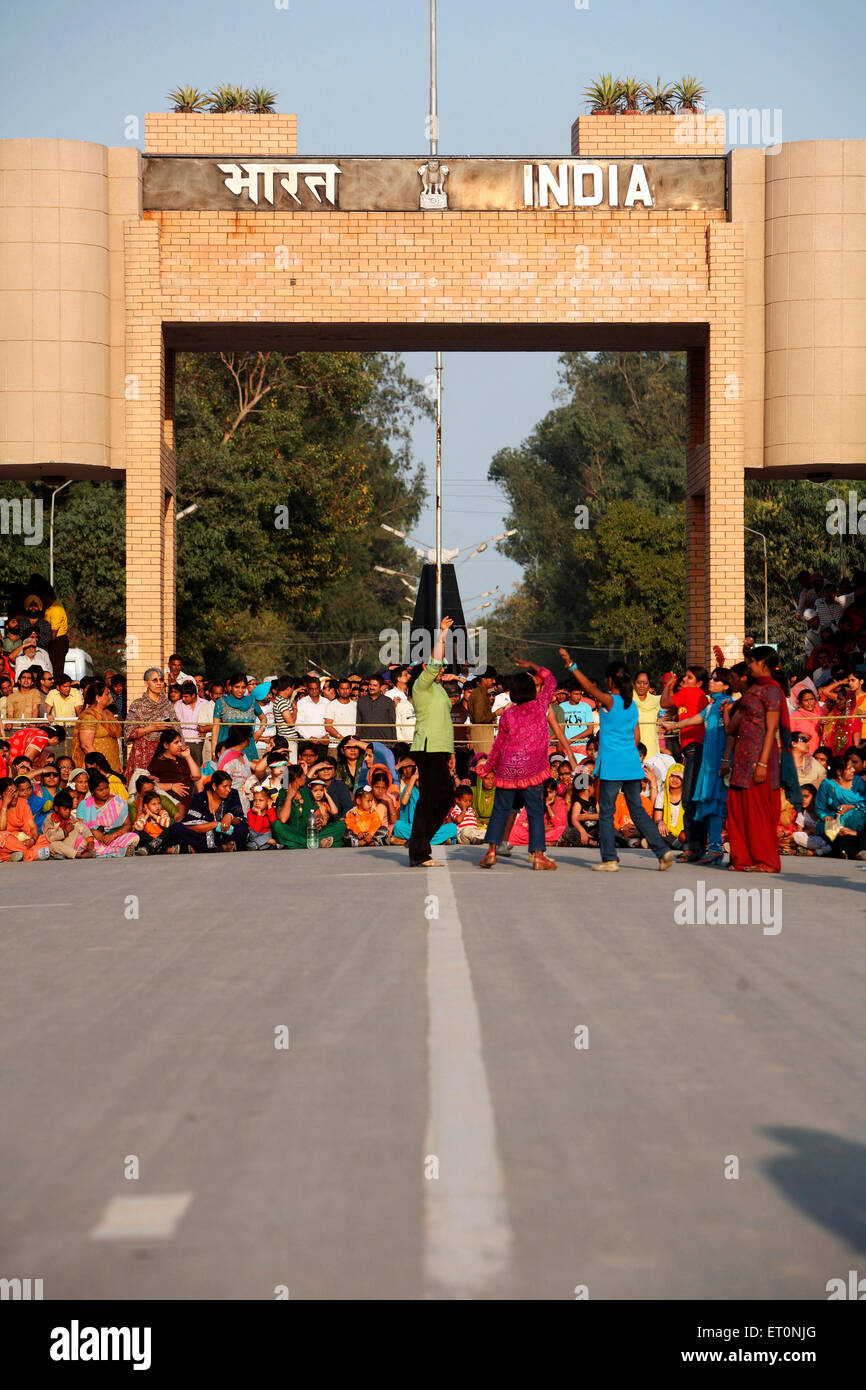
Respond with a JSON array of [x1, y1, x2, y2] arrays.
[[448, 784, 485, 844], [44, 788, 94, 859], [133, 789, 174, 855], [791, 783, 832, 856], [247, 787, 278, 849], [345, 787, 389, 846]]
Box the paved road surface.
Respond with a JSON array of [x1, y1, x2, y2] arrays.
[[1, 846, 864, 1300]]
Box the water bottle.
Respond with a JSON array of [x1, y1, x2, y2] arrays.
[[306, 811, 320, 849]]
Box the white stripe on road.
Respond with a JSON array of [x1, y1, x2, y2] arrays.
[[90, 1193, 193, 1240], [424, 858, 512, 1297]]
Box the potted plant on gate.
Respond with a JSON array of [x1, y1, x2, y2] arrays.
[[673, 76, 706, 112], [209, 84, 250, 112], [247, 87, 278, 114], [643, 77, 677, 114], [167, 86, 209, 112], [619, 77, 648, 113], [582, 74, 625, 114]]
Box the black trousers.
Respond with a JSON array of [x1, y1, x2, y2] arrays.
[[408, 750, 455, 865], [49, 634, 69, 678]]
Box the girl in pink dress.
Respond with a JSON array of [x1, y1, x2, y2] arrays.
[[509, 778, 569, 846]]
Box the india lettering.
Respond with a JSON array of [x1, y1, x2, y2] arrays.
[[523, 161, 653, 208]]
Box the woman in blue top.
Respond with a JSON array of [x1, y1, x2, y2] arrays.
[[814, 751, 866, 857], [559, 649, 676, 873], [661, 667, 733, 866]]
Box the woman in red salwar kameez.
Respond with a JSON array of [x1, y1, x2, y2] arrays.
[[722, 647, 784, 873]]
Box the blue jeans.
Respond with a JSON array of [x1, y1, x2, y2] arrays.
[[682, 742, 706, 854], [485, 784, 545, 853], [598, 779, 672, 863], [703, 811, 724, 855]]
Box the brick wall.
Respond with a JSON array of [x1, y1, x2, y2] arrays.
[[144, 113, 298, 156], [122, 197, 743, 676], [120, 110, 746, 680], [572, 113, 726, 158]]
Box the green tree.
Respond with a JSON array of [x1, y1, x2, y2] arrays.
[[173, 349, 429, 672], [585, 500, 686, 671], [485, 347, 866, 681], [487, 351, 687, 678], [744, 480, 866, 671], [0, 352, 430, 676]]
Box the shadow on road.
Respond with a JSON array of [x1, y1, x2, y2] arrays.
[[761, 1126, 866, 1255]]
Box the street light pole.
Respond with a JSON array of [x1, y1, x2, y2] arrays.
[[744, 526, 768, 645], [49, 479, 73, 588]]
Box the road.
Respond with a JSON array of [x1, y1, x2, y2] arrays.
[[1, 845, 864, 1300]]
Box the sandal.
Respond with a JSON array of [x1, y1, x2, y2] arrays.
[[697, 851, 724, 866], [478, 847, 497, 869], [531, 851, 557, 871]]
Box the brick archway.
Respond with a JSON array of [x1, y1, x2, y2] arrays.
[[2, 112, 864, 685]]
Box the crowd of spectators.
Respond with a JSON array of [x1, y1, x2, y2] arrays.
[[2, 564, 864, 867]]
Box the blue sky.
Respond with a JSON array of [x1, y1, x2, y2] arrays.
[[3, 0, 863, 609]]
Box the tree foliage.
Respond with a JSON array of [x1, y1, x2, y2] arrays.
[[485, 350, 866, 680], [0, 351, 431, 675], [486, 351, 687, 676]]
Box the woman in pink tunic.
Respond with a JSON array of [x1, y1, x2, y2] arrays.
[[476, 658, 557, 870]]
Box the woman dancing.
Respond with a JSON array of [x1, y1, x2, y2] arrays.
[[477, 657, 557, 871], [559, 649, 675, 872]]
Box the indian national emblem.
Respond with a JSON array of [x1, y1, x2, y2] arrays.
[[418, 158, 450, 210]]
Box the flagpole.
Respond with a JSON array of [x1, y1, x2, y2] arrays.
[[429, 0, 443, 632]]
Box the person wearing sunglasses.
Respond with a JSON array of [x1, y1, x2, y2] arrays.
[[789, 730, 827, 788]]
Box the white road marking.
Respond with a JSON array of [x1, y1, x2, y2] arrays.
[[90, 1193, 193, 1240], [423, 858, 512, 1297]]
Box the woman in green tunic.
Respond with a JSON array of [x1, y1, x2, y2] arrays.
[[273, 769, 314, 848], [272, 768, 345, 848]]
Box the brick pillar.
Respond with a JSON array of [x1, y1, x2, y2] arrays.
[[685, 492, 707, 661], [686, 223, 746, 667], [123, 219, 175, 691]]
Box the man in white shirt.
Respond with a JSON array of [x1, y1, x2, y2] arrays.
[[164, 652, 196, 688], [177, 681, 208, 766], [813, 583, 860, 631], [15, 634, 52, 678], [385, 666, 415, 743], [324, 679, 358, 747], [293, 675, 330, 750], [801, 609, 823, 656], [196, 689, 216, 765]]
